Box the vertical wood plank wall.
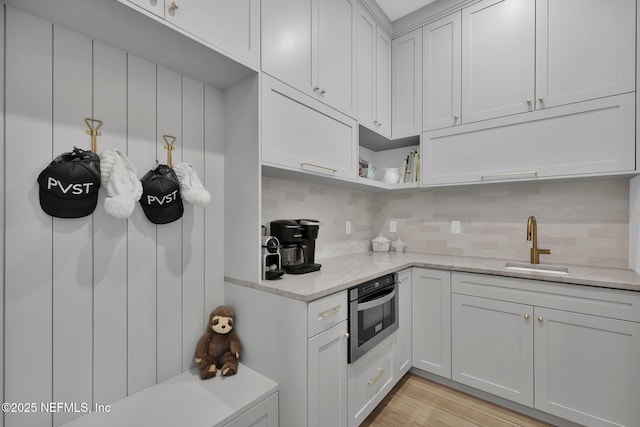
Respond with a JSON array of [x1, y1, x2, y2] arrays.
[[2, 6, 225, 426]]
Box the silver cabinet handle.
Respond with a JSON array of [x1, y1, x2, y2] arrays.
[[526, 99, 532, 105], [524, 314, 530, 319], [481, 171, 538, 181], [169, 1, 179, 10], [300, 162, 337, 174], [538, 97, 544, 102]]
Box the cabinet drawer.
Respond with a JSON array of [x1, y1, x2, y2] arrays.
[[307, 291, 348, 338], [348, 337, 394, 426], [452, 272, 640, 322]]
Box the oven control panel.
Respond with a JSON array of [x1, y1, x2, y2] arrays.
[[349, 273, 397, 301]]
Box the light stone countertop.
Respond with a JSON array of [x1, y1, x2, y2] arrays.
[[225, 252, 640, 302]]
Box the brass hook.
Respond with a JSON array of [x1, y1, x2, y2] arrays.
[[163, 135, 177, 168], [84, 117, 103, 153]]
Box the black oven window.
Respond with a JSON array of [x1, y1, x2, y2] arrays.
[[357, 288, 396, 345]]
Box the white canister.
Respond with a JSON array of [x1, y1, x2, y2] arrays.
[[382, 167, 400, 184], [371, 235, 390, 252]]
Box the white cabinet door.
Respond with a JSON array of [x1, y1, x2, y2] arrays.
[[262, 0, 355, 115], [393, 268, 412, 379], [317, 0, 356, 116], [164, 0, 260, 68], [262, 75, 358, 181], [356, 8, 376, 131], [535, 0, 635, 110], [308, 321, 348, 427], [422, 93, 635, 186], [411, 268, 451, 378], [356, 6, 390, 137], [392, 28, 422, 138], [261, 0, 313, 94], [535, 308, 640, 427], [451, 294, 534, 406], [461, 0, 535, 123], [224, 393, 279, 427], [375, 27, 391, 138], [422, 12, 461, 131]]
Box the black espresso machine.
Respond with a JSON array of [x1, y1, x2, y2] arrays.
[[270, 219, 321, 274]]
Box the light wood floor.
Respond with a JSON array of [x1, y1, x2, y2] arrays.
[[361, 374, 552, 427]]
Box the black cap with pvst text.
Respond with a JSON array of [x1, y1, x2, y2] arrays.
[[37, 148, 101, 218], [139, 164, 184, 225]]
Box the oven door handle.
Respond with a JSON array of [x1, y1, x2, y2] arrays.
[[357, 287, 396, 311]]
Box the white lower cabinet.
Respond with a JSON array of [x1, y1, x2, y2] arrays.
[[224, 393, 279, 427], [534, 308, 640, 427], [451, 272, 640, 427], [393, 268, 412, 378], [308, 320, 349, 427], [412, 268, 451, 378], [348, 336, 394, 427], [262, 74, 358, 181], [451, 294, 534, 406]]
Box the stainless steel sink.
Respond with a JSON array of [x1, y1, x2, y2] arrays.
[[504, 262, 569, 275]]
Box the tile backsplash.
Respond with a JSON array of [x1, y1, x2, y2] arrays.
[[262, 176, 629, 268]]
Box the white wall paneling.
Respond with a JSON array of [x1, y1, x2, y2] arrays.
[[180, 76, 206, 372], [5, 7, 54, 427], [51, 25, 94, 427], [155, 66, 184, 383], [0, 5, 5, 427], [126, 54, 159, 396], [2, 6, 227, 425], [92, 40, 128, 406]]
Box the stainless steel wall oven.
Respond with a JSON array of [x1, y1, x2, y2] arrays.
[[348, 272, 399, 363]]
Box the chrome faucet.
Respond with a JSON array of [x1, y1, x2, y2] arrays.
[[526, 216, 550, 264]]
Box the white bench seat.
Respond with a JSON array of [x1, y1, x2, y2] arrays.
[[62, 364, 278, 427]]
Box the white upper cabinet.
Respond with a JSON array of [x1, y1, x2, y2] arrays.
[[461, 0, 635, 124], [127, 0, 260, 69], [357, 6, 391, 137], [261, 74, 358, 181], [392, 28, 422, 138], [422, 12, 461, 131], [535, 0, 636, 109], [262, 0, 356, 116], [462, 0, 535, 123]]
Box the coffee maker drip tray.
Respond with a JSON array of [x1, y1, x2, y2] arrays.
[[283, 263, 322, 274]]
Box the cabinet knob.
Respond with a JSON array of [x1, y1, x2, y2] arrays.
[[524, 314, 530, 319], [526, 99, 532, 105], [344, 332, 350, 339], [373, 120, 378, 125], [169, 1, 179, 10], [320, 89, 326, 95], [377, 122, 382, 127], [538, 316, 544, 322], [538, 97, 544, 103], [313, 86, 320, 92], [454, 115, 459, 120]]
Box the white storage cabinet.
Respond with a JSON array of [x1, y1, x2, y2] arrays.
[[356, 5, 391, 137], [123, 0, 260, 68], [261, 0, 357, 116], [261, 74, 358, 181], [391, 28, 422, 138], [411, 268, 451, 378], [393, 268, 412, 378], [422, 12, 461, 131], [451, 272, 640, 427]]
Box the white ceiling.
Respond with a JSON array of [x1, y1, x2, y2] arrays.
[[375, 0, 437, 22]]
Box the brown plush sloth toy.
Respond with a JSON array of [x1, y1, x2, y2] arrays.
[[195, 306, 242, 379]]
